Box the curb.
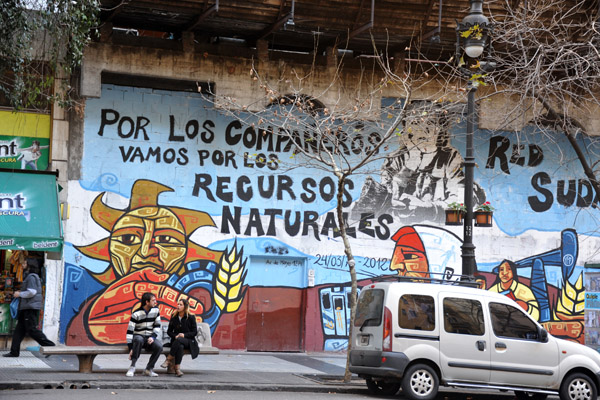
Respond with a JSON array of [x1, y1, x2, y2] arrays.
[[0, 380, 366, 393]]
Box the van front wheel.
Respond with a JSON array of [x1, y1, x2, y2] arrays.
[[401, 364, 439, 400], [559, 373, 597, 400], [365, 378, 401, 396]]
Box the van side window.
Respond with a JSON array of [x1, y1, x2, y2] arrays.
[[489, 302, 539, 340], [354, 289, 384, 327], [443, 297, 484, 335], [399, 295, 435, 331]]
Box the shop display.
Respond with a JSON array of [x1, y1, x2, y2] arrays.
[[585, 267, 600, 351], [0, 250, 46, 336]]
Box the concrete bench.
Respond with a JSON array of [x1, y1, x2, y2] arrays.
[[40, 344, 219, 373]]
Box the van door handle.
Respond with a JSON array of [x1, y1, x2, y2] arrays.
[[495, 342, 507, 349], [476, 340, 486, 351]]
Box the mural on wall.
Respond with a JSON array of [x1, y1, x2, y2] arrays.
[[388, 225, 463, 280], [481, 229, 585, 342], [60, 84, 597, 350], [386, 225, 583, 342], [352, 101, 486, 224], [319, 285, 357, 351], [63, 179, 247, 344], [316, 227, 584, 349]]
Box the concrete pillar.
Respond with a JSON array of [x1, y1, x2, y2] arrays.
[[80, 56, 102, 99], [45, 67, 70, 343]]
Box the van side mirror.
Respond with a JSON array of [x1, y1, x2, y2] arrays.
[[539, 327, 548, 343]]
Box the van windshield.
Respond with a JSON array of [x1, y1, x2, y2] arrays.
[[354, 289, 384, 327]]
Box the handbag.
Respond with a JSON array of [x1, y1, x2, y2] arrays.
[[10, 297, 20, 319], [195, 322, 212, 347], [161, 324, 171, 346]]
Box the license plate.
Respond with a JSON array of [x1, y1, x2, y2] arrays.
[[360, 335, 369, 345]]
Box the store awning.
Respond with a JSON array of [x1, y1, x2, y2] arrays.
[[0, 169, 63, 252]]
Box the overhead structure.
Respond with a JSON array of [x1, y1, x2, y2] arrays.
[[97, 0, 509, 61]]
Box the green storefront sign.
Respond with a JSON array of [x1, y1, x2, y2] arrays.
[[0, 169, 63, 252]]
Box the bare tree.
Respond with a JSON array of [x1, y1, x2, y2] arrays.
[[206, 47, 463, 380], [482, 0, 600, 206]]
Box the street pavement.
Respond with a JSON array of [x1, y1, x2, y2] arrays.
[[0, 347, 526, 398]]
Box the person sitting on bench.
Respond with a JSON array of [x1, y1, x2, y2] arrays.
[[161, 298, 199, 377], [126, 292, 163, 377]]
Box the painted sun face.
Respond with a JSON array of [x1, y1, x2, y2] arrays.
[[498, 262, 514, 284], [109, 206, 187, 276], [390, 245, 429, 278]]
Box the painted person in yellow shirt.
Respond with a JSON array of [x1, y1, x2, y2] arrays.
[[489, 260, 540, 321]]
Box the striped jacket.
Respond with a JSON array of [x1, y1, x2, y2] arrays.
[[126, 306, 162, 347]]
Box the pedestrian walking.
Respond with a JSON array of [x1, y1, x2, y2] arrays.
[[3, 261, 55, 357], [126, 292, 163, 377]]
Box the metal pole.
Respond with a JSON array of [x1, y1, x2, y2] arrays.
[[462, 83, 477, 278]]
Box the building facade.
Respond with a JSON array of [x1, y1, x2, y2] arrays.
[[24, 34, 600, 352]]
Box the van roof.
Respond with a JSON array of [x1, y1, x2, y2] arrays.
[[365, 281, 512, 302]]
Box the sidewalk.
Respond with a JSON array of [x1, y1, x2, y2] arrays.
[[0, 348, 526, 398], [0, 348, 362, 392]]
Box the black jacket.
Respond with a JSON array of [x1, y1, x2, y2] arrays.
[[167, 314, 199, 359]]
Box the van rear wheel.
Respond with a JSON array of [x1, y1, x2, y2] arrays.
[[401, 364, 439, 400], [514, 391, 547, 400], [365, 378, 401, 396]]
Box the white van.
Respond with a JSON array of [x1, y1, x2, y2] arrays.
[[349, 281, 600, 400]]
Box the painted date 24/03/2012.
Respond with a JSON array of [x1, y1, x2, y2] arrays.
[[315, 254, 389, 271]]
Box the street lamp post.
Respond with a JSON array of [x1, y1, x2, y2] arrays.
[[462, 84, 477, 278], [456, 0, 493, 279]]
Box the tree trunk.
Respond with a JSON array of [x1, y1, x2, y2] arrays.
[[336, 173, 358, 383]]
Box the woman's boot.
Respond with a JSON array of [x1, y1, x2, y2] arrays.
[[160, 354, 173, 369], [167, 363, 176, 374], [175, 365, 184, 377]]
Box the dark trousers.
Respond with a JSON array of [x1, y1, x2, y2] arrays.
[[10, 309, 55, 356], [169, 337, 193, 365], [130, 335, 162, 370]]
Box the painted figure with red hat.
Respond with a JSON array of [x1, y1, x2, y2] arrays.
[[389, 225, 463, 282]]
